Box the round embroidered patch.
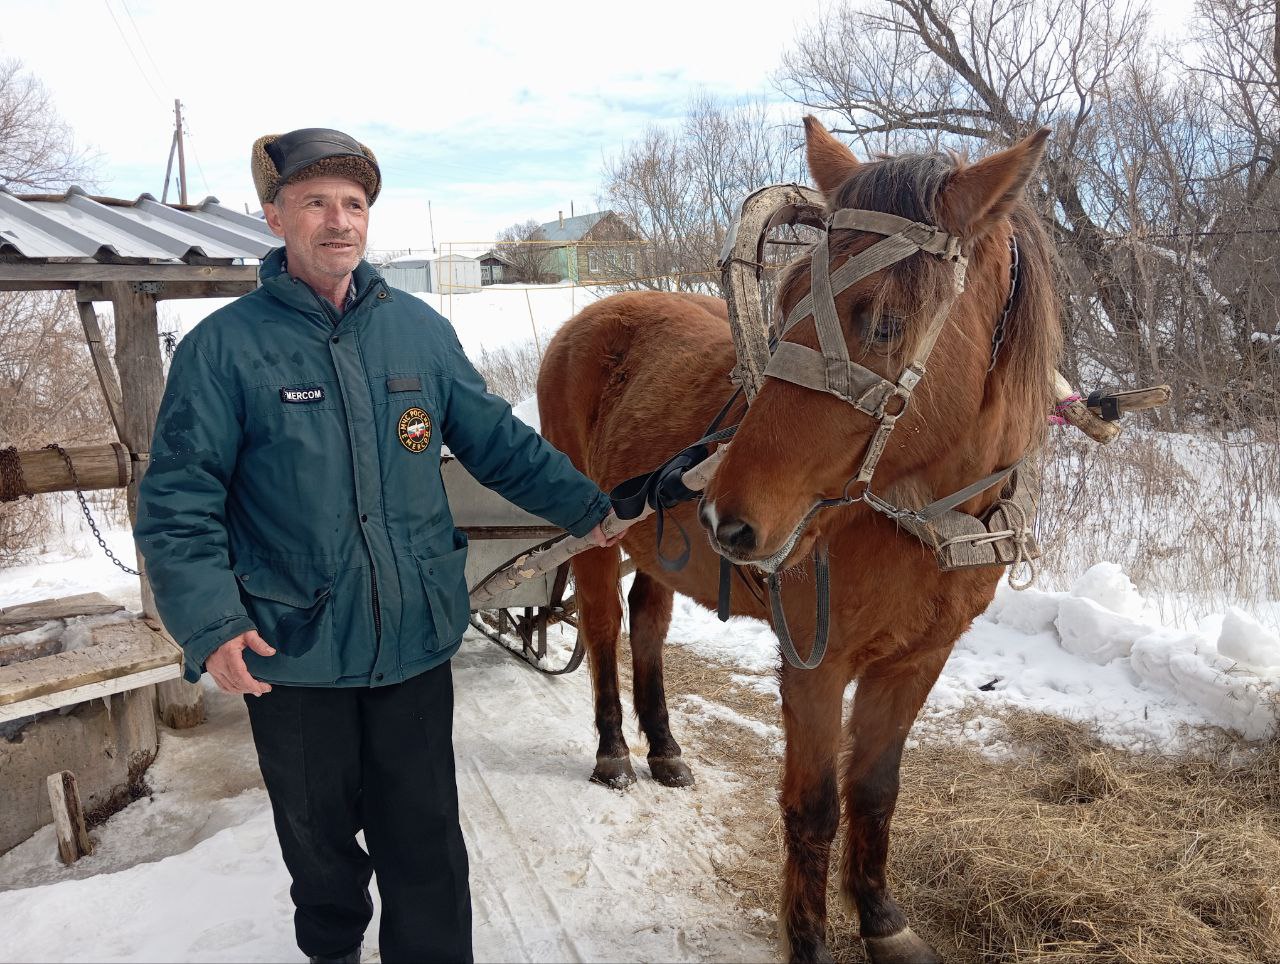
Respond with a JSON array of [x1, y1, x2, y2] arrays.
[[397, 407, 432, 453]]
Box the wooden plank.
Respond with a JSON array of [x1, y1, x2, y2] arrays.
[[0, 621, 179, 709], [0, 263, 258, 284], [75, 299, 128, 441], [0, 664, 178, 725], [46, 770, 93, 864], [0, 592, 125, 629]]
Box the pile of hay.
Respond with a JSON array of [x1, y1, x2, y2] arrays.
[[652, 644, 1280, 963]]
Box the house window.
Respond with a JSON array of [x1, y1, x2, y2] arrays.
[[587, 249, 600, 274]]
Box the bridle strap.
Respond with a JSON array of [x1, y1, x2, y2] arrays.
[[762, 208, 968, 487]]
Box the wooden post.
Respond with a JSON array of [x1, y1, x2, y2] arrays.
[[108, 281, 204, 729], [46, 770, 93, 865]]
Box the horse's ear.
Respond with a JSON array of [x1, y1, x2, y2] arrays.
[[804, 116, 860, 197], [940, 128, 1050, 237]]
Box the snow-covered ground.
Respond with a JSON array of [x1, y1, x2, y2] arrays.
[[4, 283, 1279, 962], [3, 534, 1279, 962]]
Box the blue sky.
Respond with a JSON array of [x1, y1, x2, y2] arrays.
[[3, 0, 831, 250]]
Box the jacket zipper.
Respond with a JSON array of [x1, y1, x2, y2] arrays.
[[310, 280, 385, 643]]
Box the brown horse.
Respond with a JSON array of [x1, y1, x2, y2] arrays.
[[537, 117, 1061, 963]]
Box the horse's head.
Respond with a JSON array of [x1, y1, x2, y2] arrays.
[[700, 117, 1058, 572]]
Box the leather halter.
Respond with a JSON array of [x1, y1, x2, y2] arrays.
[[743, 204, 1038, 669], [763, 208, 969, 495]]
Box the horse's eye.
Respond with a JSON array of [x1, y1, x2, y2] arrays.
[[865, 313, 904, 344]]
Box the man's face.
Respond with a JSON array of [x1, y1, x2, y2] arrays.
[[264, 176, 369, 282]]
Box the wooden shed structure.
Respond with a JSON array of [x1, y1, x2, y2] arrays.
[[0, 186, 276, 855]]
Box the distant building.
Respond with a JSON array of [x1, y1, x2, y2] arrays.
[[477, 249, 513, 286], [535, 210, 640, 283], [382, 253, 481, 293]]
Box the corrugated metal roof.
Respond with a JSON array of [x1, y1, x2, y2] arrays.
[[0, 186, 278, 263], [537, 210, 609, 244]]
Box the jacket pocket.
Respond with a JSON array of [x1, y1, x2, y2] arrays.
[[235, 560, 336, 682], [414, 530, 471, 653]]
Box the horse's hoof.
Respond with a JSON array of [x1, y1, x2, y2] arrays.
[[648, 755, 695, 787], [863, 927, 942, 964], [591, 757, 637, 790]]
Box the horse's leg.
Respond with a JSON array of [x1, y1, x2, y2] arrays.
[[778, 666, 848, 964], [626, 571, 693, 788], [840, 646, 951, 964], [572, 545, 635, 789]]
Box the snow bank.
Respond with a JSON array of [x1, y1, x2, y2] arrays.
[[974, 563, 1280, 741]]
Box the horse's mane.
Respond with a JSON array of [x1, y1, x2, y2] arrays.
[[776, 151, 1061, 438]]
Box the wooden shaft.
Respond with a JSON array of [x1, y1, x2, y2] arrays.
[[1086, 384, 1171, 416], [469, 448, 724, 608], [0, 443, 131, 501], [1054, 371, 1122, 444]]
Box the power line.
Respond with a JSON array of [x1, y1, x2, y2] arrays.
[[182, 118, 213, 196], [102, 0, 163, 105], [119, 0, 171, 93]]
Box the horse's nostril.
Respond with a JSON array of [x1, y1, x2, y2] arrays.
[[716, 517, 756, 554]]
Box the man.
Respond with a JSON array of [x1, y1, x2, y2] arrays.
[[135, 128, 617, 964]]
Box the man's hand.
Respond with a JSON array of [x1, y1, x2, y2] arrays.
[[587, 521, 625, 548], [206, 630, 276, 696]]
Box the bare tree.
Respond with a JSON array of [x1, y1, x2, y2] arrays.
[[599, 93, 805, 293], [0, 58, 95, 191], [778, 0, 1159, 378], [496, 219, 556, 284], [0, 60, 106, 562]]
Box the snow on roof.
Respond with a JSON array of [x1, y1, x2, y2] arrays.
[[537, 210, 610, 243]]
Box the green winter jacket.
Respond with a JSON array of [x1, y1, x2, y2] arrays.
[[135, 248, 609, 686]]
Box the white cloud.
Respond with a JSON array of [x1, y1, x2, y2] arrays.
[[7, 0, 832, 245]]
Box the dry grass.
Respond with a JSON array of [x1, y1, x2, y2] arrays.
[[638, 642, 1280, 964]]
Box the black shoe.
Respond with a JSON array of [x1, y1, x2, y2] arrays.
[[309, 944, 360, 964]]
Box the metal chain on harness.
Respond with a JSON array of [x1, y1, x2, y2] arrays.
[[45, 443, 141, 576], [988, 234, 1019, 372]]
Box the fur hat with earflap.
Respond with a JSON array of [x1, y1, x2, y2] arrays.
[[251, 128, 381, 207]]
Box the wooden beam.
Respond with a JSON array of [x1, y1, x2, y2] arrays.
[[46, 771, 93, 864], [0, 263, 258, 284], [0, 443, 132, 504], [76, 280, 256, 301], [75, 300, 128, 440]]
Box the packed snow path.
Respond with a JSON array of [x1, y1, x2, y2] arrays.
[[0, 631, 775, 963]]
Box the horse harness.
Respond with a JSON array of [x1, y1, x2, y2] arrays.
[[612, 194, 1040, 670]]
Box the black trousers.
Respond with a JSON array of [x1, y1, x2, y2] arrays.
[[244, 661, 473, 963]]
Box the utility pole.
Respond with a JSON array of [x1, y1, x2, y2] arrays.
[[174, 99, 188, 205], [428, 199, 437, 254]]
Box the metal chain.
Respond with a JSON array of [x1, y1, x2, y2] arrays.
[[988, 234, 1020, 373], [0, 446, 31, 502], [45, 443, 141, 576]]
